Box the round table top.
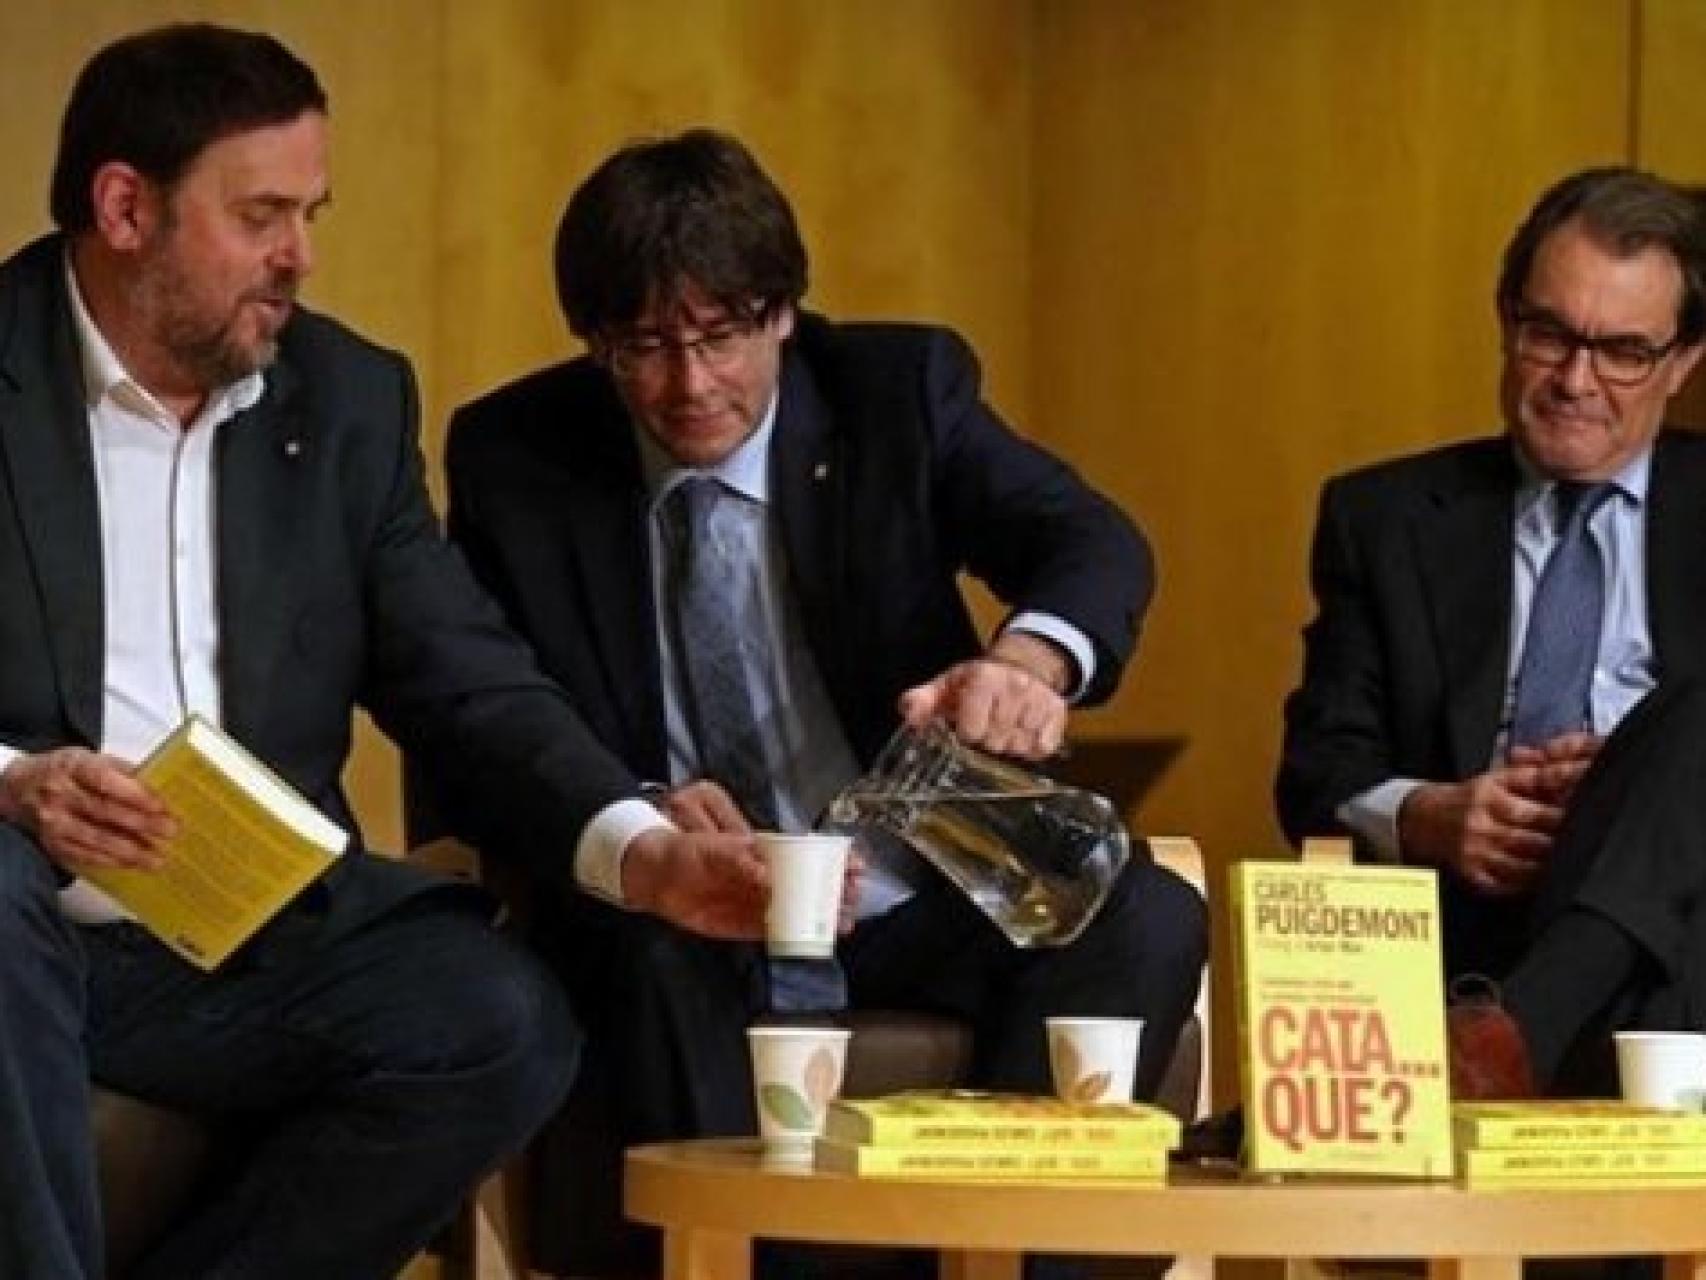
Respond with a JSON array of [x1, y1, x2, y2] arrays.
[[626, 1139, 1706, 1259]]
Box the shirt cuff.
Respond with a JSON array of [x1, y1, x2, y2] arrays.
[[0, 743, 21, 780], [1334, 778, 1424, 863], [572, 797, 676, 906], [1003, 612, 1095, 702]]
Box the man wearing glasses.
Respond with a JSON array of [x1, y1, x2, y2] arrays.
[[432, 128, 1208, 1278], [1278, 166, 1706, 1099]]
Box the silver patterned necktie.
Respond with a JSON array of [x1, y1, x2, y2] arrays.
[[665, 476, 779, 828], [665, 476, 846, 1013], [1509, 481, 1616, 748]]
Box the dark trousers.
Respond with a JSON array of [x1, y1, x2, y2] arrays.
[[0, 824, 578, 1280], [1445, 677, 1706, 1093], [531, 851, 1209, 1277]]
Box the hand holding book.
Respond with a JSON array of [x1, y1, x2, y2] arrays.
[[81, 717, 347, 969], [0, 745, 177, 872]]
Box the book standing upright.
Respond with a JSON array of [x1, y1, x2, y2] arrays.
[[1232, 860, 1454, 1177]]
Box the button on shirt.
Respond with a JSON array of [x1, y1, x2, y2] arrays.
[[1338, 446, 1657, 858], [0, 258, 263, 923]]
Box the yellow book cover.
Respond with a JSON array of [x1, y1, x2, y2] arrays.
[[1454, 1101, 1706, 1149], [84, 716, 347, 971], [824, 1091, 1180, 1150], [1460, 1144, 1706, 1186], [814, 1136, 1168, 1180], [1232, 860, 1453, 1178]]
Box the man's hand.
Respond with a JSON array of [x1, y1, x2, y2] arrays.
[[1506, 731, 1600, 808], [1396, 733, 1598, 896], [897, 632, 1072, 760], [0, 748, 175, 873], [653, 779, 752, 834], [619, 827, 769, 939]]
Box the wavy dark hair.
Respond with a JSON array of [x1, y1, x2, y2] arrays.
[[51, 23, 326, 235], [554, 128, 808, 339], [1498, 166, 1706, 345]]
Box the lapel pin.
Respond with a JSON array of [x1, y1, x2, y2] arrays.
[[283, 439, 303, 459], [813, 462, 828, 481]]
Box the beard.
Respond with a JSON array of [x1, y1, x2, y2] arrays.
[[131, 240, 297, 391]]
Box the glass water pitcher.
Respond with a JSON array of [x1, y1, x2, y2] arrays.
[[823, 720, 1130, 948]]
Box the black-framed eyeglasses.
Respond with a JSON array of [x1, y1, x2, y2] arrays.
[[1508, 304, 1681, 388], [602, 316, 762, 381]]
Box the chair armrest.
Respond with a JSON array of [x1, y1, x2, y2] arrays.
[[404, 836, 485, 884]]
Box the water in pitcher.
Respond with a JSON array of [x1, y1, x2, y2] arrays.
[[823, 723, 1129, 948]]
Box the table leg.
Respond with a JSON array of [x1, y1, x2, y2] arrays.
[[660, 1227, 750, 1280], [940, 1250, 1023, 1280], [1427, 1257, 1520, 1280], [1663, 1253, 1706, 1280]]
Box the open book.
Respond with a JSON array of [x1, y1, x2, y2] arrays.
[[83, 716, 348, 970]]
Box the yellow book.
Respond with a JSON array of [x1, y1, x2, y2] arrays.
[[1460, 1144, 1706, 1186], [1231, 860, 1454, 1178], [824, 1092, 1180, 1150], [1454, 1100, 1706, 1149], [84, 716, 347, 970], [814, 1136, 1168, 1180]]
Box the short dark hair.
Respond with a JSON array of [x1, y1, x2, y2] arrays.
[[50, 23, 327, 235], [553, 128, 808, 339], [1497, 166, 1706, 345]]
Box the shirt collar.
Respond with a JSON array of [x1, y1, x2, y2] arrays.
[[1513, 440, 1651, 527], [637, 386, 780, 508], [64, 251, 265, 427]]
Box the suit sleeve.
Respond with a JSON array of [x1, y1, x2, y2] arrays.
[[1275, 475, 1402, 844], [921, 329, 1152, 705], [357, 358, 638, 878]]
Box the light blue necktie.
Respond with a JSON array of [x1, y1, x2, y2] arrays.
[[666, 477, 846, 1013], [1509, 481, 1615, 748]]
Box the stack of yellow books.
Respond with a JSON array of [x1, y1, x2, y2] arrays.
[[1453, 1101, 1706, 1188], [814, 1090, 1180, 1180]]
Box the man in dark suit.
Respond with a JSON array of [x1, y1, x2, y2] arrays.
[[1278, 166, 1706, 1098], [439, 129, 1208, 1276], [0, 26, 738, 1280]]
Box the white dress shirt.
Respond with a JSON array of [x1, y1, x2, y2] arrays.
[[0, 258, 263, 922]]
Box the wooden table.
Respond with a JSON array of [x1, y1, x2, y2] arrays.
[[626, 1139, 1706, 1280]]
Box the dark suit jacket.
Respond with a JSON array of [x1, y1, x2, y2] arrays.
[[0, 235, 634, 945], [442, 313, 1152, 779], [1275, 430, 1706, 971]]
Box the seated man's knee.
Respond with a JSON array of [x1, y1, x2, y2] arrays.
[[1141, 862, 1210, 970], [1098, 858, 1209, 977], [411, 924, 580, 1137]]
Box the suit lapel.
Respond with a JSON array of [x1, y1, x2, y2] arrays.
[[1646, 430, 1706, 683], [215, 361, 312, 746], [0, 242, 104, 744], [770, 353, 847, 693], [1416, 444, 1518, 774], [561, 403, 667, 772]]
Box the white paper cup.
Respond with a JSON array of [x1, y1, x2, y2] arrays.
[[1616, 1031, 1706, 1110], [747, 1025, 851, 1162], [755, 833, 851, 959], [1047, 1016, 1143, 1104]]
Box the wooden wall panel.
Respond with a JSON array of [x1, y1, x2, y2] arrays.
[[432, 0, 1033, 428], [1637, 0, 1706, 428], [1031, 0, 1631, 1104]]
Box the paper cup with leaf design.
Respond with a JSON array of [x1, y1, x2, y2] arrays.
[[1046, 1016, 1143, 1103], [747, 1025, 851, 1162]]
